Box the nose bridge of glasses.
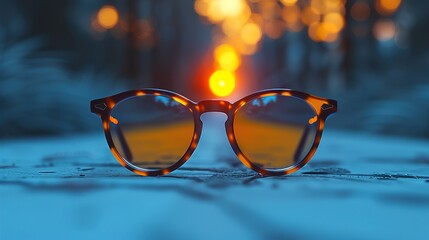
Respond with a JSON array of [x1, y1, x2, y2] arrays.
[[197, 100, 232, 114]]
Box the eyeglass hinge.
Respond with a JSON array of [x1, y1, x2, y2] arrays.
[[321, 103, 333, 110], [95, 103, 107, 111]]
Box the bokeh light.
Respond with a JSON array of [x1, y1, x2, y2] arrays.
[[97, 5, 119, 29], [280, 0, 298, 6], [202, 0, 247, 23], [324, 12, 345, 33], [373, 18, 396, 41], [235, 41, 257, 55], [376, 0, 402, 16], [214, 44, 241, 71], [282, 5, 302, 32], [209, 70, 236, 97], [194, 0, 402, 96], [301, 7, 320, 26], [351, 1, 371, 22], [264, 20, 284, 39], [297, 0, 346, 43], [240, 22, 262, 45]]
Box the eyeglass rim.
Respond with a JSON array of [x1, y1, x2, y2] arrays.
[[90, 88, 337, 176]]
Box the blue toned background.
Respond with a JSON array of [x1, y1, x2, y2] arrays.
[[1, 1, 429, 240], [1, 0, 428, 139]]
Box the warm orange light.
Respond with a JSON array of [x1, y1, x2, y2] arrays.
[[222, 18, 245, 38], [235, 42, 258, 55], [221, 5, 251, 37], [172, 97, 188, 107], [110, 116, 119, 125], [310, 0, 326, 15], [308, 22, 339, 43], [196, 0, 349, 57], [280, 0, 298, 6], [323, 12, 345, 33], [97, 6, 119, 29], [206, 3, 224, 22], [376, 0, 401, 15], [214, 44, 241, 71], [324, 0, 344, 12], [282, 5, 301, 24], [217, 0, 244, 17], [301, 7, 320, 26], [308, 22, 322, 42], [264, 20, 283, 39], [240, 22, 262, 45], [209, 70, 236, 97], [206, 0, 245, 22], [380, 0, 401, 10], [194, 0, 209, 16], [260, 93, 277, 98], [282, 5, 302, 32], [309, 116, 318, 125]]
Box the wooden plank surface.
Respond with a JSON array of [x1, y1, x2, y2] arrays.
[[1, 114, 428, 240]]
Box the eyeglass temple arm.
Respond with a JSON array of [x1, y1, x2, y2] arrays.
[[110, 119, 133, 162]]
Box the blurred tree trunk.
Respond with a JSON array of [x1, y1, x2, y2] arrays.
[[124, 0, 139, 81]]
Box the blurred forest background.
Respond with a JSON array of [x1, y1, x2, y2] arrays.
[[0, 0, 428, 138]]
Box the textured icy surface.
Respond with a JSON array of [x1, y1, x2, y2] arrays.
[[1, 114, 428, 239]]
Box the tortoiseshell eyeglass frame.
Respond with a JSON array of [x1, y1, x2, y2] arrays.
[[91, 88, 337, 176]]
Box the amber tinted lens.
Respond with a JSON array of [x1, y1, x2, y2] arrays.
[[234, 95, 318, 170], [109, 95, 194, 170]]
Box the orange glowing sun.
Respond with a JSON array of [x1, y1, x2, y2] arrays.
[[209, 70, 236, 97]]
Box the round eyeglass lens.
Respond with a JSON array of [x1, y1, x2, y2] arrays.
[[109, 94, 195, 170], [233, 94, 318, 170]]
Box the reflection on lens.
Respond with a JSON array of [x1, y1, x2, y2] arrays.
[[109, 95, 194, 170], [234, 95, 318, 170]]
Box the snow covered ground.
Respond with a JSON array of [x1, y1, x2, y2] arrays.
[[1, 114, 428, 240]]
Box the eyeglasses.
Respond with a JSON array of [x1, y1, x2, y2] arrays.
[[91, 88, 337, 176]]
